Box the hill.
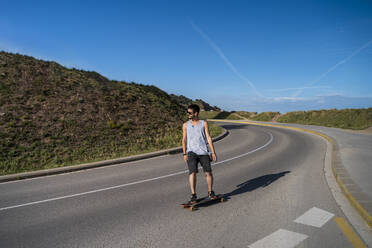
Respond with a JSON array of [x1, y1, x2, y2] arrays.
[[209, 108, 372, 130], [277, 108, 372, 130], [170, 94, 221, 111], [234, 111, 280, 121], [0, 51, 221, 175], [198, 111, 244, 120]]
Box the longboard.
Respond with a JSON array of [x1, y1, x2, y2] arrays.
[[181, 194, 226, 211]]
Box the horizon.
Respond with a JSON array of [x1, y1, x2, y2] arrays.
[[4, 49, 371, 114], [1, 0, 372, 113]]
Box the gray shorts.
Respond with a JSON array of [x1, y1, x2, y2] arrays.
[[187, 151, 212, 175]]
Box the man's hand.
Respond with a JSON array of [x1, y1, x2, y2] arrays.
[[211, 153, 217, 162], [183, 154, 188, 162]]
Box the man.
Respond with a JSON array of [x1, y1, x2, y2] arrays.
[[182, 104, 217, 203]]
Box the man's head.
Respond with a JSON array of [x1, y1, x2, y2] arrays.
[[187, 104, 200, 120]]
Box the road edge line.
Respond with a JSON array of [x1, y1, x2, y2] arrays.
[[334, 217, 367, 248]]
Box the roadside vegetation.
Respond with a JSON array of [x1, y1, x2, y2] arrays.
[[170, 95, 220, 112], [234, 111, 257, 119], [277, 108, 372, 130], [251, 112, 280, 121], [203, 108, 372, 131], [0, 51, 222, 175], [199, 111, 243, 120], [206, 122, 223, 137], [2, 51, 369, 176]]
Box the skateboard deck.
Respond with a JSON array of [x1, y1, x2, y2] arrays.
[[181, 194, 225, 211]]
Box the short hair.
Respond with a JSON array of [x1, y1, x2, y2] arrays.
[[188, 104, 200, 114]]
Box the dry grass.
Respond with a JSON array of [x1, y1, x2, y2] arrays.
[[0, 51, 220, 175]]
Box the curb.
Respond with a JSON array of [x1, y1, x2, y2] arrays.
[[0, 127, 229, 183], [210, 119, 372, 229]]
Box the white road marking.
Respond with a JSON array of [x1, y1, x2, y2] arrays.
[[248, 229, 308, 248], [247, 207, 335, 247], [294, 207, 335, 228], [0, 171, 187, 211], [213, 132, 273, 166], [0, 132, 273, 211]]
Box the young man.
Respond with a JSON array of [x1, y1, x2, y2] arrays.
[[182, 104, 218, 203]]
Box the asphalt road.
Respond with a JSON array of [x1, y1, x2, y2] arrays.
[[0, 123, 362, 247]]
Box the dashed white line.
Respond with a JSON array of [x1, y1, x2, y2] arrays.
[[294, 207, 335, 228], [247, 207, 336, 247], [213, 132, 273, 166], [248, 229, 308, 248]]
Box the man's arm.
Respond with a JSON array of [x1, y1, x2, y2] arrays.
[[203, 121, 217, 162], [182, 122, 188, 162]]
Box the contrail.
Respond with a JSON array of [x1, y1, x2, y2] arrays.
[[190, 20, 264, 98], [268, 86, 331, 92], [293, 39, 372, 97]]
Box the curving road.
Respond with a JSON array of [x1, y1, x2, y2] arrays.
[[0, 122, 364, 247]]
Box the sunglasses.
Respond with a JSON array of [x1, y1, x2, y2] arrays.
[[187, 111, 193, 115]]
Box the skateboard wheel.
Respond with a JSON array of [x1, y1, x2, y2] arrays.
[[182, 205, 187, 208], [189, 207, 195, 211], [220, 198, 225, 202]]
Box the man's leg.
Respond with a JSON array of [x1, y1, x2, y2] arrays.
[[189, 172, 197, 194], [205, 172, 213, 192], [200, 155, 214, 193], [187, 152, 198, 195]]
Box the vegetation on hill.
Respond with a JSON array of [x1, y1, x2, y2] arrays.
[[235, 111, 258, 119], [206, 110, 279, 121], [170, 94, 221, 111], [277, 108, 372, 130], [206, 108, 372, 131], [4, 51, 368, 177], [198, 111, 243, 120], [251, 112, 280, 121], [0, 51, 222, 175]]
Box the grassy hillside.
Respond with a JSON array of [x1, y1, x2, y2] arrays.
[[199, 111, 243, 120], [170, 94, 221, 111], [0, 51, 222, 175], [277, 108, 372, 130], [205, 110, 279, 122], [251, 112, 280, 121], [235, 111, 258, 119], [211, 108, 372, 131]]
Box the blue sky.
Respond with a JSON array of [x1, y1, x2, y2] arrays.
[[1, 0, 372, 113]]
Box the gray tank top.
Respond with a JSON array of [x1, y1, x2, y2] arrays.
[[186, 120, 209, 155]]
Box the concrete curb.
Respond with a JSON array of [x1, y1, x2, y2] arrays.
[[0, 127, 229, 183], [210, 119, 372, 229]]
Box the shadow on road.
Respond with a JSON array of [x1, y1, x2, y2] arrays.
[[183, 171, 291, 211], [220, 124, 249, 130], [188, 172, 290, 210], [224, 171, 291, 198]]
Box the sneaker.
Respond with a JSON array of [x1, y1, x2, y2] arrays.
[[208, 191, 217, 199], [190, 194, 197, 203]]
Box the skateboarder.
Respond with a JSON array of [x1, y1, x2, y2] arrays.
[[182, 104, 218, 203]]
